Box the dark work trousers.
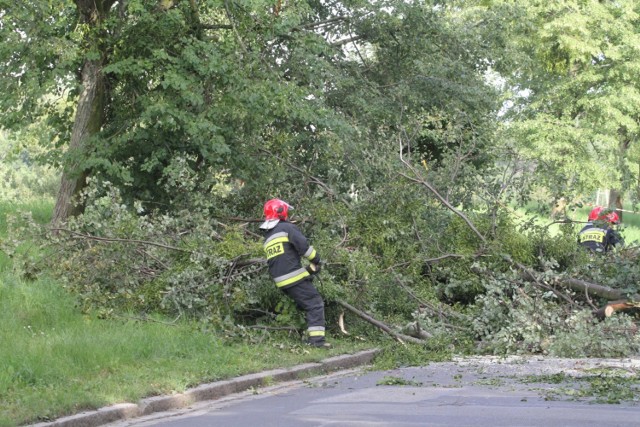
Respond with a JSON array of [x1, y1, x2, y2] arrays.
[[282, 279, 326, 344]]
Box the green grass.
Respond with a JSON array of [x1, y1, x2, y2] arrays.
[[0, 202, 374, 426], [0, 273, 372, 426], [0, 199, 53, 235]]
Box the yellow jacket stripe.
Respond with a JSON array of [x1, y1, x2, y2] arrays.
[[273, 268, 310, 288], [264, 232, 289, 246], [308, 326, 325, 337], [265, 237, 289, 246], [304, 246, 317, 260]]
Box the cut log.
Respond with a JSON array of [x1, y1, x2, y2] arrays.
[[511, 259, 640, 320], [594, 300, 640, 320]]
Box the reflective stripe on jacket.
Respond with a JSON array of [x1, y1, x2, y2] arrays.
[[263, 221, 320, 288]]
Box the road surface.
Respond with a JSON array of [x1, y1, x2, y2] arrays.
[[108, 356, 640, 427]]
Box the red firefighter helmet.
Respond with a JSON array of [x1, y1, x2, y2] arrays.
[[588, 206, 620, 224], [260, 199, 292, 229]]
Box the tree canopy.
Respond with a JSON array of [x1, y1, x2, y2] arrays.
[[494, 0, 640, 205], [3, 0, 640, 357]]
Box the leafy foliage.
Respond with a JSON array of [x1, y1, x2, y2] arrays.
[[45, 169, 270, 329], [491, 0, 640, 203], [2, 0, 640, 360], [0, 130, 59, 202]]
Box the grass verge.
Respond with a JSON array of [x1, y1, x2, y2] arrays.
[[0, 273, 373, 426], [0, 201, 375, 426]]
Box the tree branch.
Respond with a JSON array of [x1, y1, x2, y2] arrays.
[[50, 228, 190, 252], [201, 24, 233, 30], [399, 167, 487, 244], [336, 300, 427, 345], [298, 16, 348, 31], [331, 35, 364, 47], [559, 277, 640, 301], [391, 273, 466, 323], [257, 148, 344, 202], [247, 325, 299, 332], [424, 253, 466, 264]]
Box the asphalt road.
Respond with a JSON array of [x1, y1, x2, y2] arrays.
[[108, 356, 640, 427]]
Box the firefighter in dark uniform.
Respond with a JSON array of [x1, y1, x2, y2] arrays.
[[578, 206, 623, 253], [260, 198, 331, 348]]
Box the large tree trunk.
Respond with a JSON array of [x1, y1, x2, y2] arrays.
[[51, 1, 114, 226], [51, 60, 105, 225]]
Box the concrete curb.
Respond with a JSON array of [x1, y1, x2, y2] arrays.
[[30, 349, 380, 427]]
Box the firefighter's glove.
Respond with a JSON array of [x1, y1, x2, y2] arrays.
[[306, 262, 321, 275]]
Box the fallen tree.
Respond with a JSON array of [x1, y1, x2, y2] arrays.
[[513, 258, 640, 320]]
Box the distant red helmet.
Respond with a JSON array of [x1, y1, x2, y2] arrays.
[[260, 199, 292, 230], [588, 206, 619, 224]]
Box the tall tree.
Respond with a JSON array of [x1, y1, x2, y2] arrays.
[[490, 0, 640, 211], [1, 0, 505, 226], [53, 0, 115, 223], [1, 0, 349, 222]]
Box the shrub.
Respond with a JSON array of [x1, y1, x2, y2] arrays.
[[0, 131, 59, 202]]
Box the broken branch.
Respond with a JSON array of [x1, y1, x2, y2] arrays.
[[336, 299, 427, 345]]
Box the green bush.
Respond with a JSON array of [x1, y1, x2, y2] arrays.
[[30, 165, 270, 329], [0, 130, 59, 203], [5, 151, 639, 358]]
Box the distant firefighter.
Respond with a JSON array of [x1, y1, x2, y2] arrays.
[[577, 207, 623, 253]]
